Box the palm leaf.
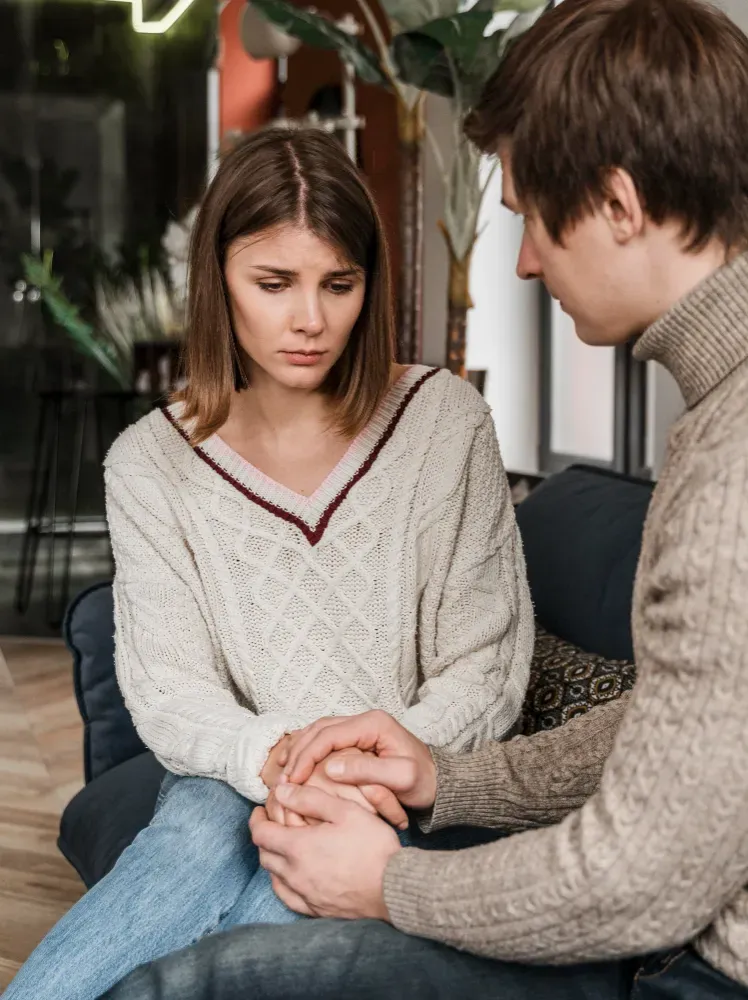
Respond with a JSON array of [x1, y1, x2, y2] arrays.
[[23, 254, 130, 388], [251, 0, 388, 87]]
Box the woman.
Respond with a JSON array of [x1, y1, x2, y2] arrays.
[[5, 128, 534, 1000]]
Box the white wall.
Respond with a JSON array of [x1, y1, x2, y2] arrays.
[[715, 0, 748, 30], [422, 96, 541, 474], [466, 160, 540, 474]]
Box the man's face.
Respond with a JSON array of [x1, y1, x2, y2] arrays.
[[499, 147, 652, 347]]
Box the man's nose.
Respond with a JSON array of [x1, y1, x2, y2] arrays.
[[516, 234, 542, 281]]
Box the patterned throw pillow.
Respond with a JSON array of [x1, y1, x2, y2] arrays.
[[520, 626, 636, 737]]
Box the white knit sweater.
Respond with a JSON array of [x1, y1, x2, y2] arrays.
[[104, 365, 534, 803]]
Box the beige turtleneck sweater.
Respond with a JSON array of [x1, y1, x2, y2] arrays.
[[384, 252, 748, 986]]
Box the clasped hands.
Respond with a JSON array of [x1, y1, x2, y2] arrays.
[[251, 711, 437, 921]]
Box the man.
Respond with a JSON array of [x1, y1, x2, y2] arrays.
[[106, 0, 748, 996]]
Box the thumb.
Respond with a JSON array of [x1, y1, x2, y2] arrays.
[[324, 754, 415, 794], [274, 782, 349, 824]]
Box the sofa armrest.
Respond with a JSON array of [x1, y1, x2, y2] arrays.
[[64, 581, 146, 784]]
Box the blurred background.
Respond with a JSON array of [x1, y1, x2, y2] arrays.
[[0, 0, 746, 641], [1, 2, 748, 988]]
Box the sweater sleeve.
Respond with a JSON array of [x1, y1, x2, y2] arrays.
[[105, 463, 304, 803], [421, 693, 629, 834], [385, 460, 748, 963], [399, 412, 534, 750]]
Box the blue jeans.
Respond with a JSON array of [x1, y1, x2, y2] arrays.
[[103, 920, 748, 1000], [6, 773, 377, 1000]]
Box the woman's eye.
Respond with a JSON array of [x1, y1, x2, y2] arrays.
[[258, 282, 287, 293], [327, 282, 354, 295]]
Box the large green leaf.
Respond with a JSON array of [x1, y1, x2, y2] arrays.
[[470, 0, 549, 12], [379, 1, 461, 33], [390, 30, 455, 98], [391, 9, 493, 100], [392, 2, 547, 106], [251, 0, 387, 87], [23, 254, 130, 388]]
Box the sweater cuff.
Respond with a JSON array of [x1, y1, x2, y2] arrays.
[[419, 745, 511, 832], [229, 713, 305, 803]]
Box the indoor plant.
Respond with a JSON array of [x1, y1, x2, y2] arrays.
[[253, 0, 547, 375]]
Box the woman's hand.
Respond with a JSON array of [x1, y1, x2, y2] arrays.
[[284, 711, 438, 811], [265, 748, 409, 830], [260, 733, 297, 791]]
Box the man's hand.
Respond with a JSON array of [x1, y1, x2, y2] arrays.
[[284, 711, 438, 811], [266, 749, 409, 829], [250, 783, 401, 920]]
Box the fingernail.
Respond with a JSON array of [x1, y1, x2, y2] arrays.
[[399, 821, 409, 831], [326, 760, 344, 776], [275, 783, 293, 802]]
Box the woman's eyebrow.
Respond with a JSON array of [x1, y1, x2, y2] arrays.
[[250, 265, 297, 277]]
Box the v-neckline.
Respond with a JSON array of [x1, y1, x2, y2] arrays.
[[162, 365, 439, 546]]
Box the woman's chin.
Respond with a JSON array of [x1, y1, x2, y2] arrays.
[[271, 362, 331, 392]]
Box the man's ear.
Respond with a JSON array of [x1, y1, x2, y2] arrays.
[[601, 168, 646, 245]]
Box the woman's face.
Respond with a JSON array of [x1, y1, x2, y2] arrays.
[[224, 223, 366, 392]]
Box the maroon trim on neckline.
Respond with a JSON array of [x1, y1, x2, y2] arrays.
[[161, 367, 439, 546]]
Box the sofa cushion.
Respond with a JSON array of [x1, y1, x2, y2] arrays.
[[64, 581, 144, 783], [58, 751, 165, 888], [520, 626, 636, 736], [515, 464, 654, 661]]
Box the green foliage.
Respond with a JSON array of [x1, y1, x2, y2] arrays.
[[22, 253, 130, 389], [251, 0, 388, 86], [251, 0, 549, 262]]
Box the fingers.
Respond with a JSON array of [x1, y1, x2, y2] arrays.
[[285, 713, 389, 783], [282, 717, 356, 780], [265, 791, 287, 826], [284, 808, 308, 828], [249, 805, 298, 855], [271, 875, 314, 916], [360, 783, 409, 830], [274, 782, 352, 824], [324, 753, 417, 796]]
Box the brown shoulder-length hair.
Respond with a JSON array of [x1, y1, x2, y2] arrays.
[[174, 127, 395, 443], [464, 0, 748, 251]]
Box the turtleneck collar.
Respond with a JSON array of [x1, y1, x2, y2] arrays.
[[633, 251, 748, 409]]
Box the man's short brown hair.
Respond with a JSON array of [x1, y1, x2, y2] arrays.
[[465, 0, 748, 249]]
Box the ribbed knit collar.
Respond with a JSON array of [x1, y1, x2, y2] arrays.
[[633, 251, 748, 409]]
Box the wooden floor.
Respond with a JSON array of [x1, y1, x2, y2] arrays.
[[0, 638, 85, 991]]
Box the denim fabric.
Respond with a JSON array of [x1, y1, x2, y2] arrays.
[[4, 774, 312, 1000], [104, 922, 748, 1000]]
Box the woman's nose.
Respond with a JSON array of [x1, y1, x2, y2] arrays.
[[292, 292, 324, 335]]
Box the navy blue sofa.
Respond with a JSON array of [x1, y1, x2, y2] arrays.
[[58, 464, 654, 889]]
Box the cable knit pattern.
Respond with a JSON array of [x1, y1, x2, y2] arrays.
[[385, 253, 748, 987], [105, 365, 534, 804]]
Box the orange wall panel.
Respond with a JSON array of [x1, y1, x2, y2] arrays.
[[219, 0, 277, 138]]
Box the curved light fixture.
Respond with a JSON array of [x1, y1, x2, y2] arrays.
[[108, 0, 198, 34]]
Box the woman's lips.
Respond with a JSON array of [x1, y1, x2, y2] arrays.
[[282, 351, 326, 366]]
